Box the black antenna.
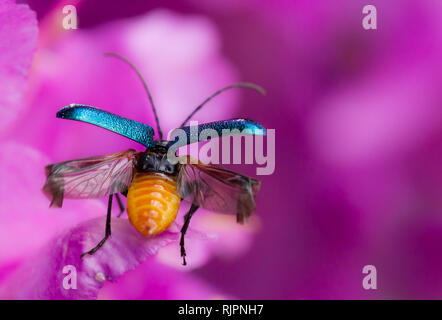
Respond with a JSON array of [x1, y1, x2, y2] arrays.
[[104, 52, 163, 140], [179, 82, 266, 128]]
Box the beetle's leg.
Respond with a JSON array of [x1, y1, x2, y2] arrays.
[[180, 203, 199, 266], [116, 193, 125, 218], [80, 194, 113, 258]]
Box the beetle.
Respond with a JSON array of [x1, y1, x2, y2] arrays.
[[43, 53, 266, 265]]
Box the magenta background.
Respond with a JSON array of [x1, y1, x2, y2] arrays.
[[10, 0, 442, 299]]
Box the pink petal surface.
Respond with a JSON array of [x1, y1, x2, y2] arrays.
[[99, 259, 233, 300], [0, 141, 103, 266], [0, 216, 179, 299], [0, 0, 37, 134]]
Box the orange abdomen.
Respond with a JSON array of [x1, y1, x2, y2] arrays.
[[127, 172, 181, 236]]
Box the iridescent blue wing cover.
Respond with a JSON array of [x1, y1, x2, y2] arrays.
[[168, 119, 266, 148], [57, 104, 155, 148]]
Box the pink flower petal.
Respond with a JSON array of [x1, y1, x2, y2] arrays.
[[99, 259, 233, 300], [0, 0, 38, 134], [0, 216, 179, 300], [0, 142, 103, 266]]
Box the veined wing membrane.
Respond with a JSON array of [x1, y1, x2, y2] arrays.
[[176, 157, 261, 223], [43, 149, 139, 207]]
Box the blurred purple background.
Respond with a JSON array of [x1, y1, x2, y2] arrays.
[[2, 0, 442, 299]]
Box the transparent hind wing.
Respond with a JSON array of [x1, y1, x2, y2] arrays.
[[176, 157, 260, 224], [43, 149, 139, 207]]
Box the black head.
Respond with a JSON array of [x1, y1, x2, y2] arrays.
[[137, 140, 177, 175], [151, 140, 169, 153]]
